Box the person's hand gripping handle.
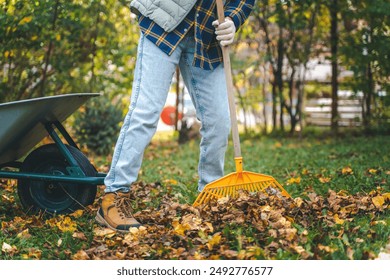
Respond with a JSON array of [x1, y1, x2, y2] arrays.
[[212, 1, 236, 47]]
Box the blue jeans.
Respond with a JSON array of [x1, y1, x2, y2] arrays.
[[104, 32, 230, 193]]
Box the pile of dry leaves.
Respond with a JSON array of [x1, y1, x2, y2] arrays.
[[74, 182, 389, 260]]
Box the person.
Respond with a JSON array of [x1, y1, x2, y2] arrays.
[[95, 0, 255, 232]]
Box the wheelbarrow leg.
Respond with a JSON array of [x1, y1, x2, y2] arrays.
[[53, 121, 79, 150], [44, 122, 86, 177]]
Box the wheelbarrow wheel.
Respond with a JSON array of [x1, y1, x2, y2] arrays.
[[17, 144, 97, 215]]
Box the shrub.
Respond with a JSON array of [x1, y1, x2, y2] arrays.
[[73, 95, 123, 155]]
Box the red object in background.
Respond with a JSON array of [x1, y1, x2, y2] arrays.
[[161, 106, 182, 126]]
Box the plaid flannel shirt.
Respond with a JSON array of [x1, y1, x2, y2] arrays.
[[138, 0, 255, 70]]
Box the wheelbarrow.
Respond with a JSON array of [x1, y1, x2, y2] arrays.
[[0, 93, 106, 215]]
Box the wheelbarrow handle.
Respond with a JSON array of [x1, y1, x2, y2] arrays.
[[216, 0, 242, 159]]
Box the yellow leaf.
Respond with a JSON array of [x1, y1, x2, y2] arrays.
[[205, 222, 214, 233], [193, 251, 204, 260], [347, 247, 354, 260], [341, 167, 353, 175], [1, 180, 15, 192], [371, 220, 386, 226], [17, 229, 31, 239], [2, 242, 17, 254], [70, 209, 84, 218], [261, 205, 271, 212], [115, 251, 127, 259], [284, 228, 297, 241], [368, 169, 378, 175], [138, 226, 147, 234], [286, 177, 301, 185], [129, 227, 139, 235], [19, 16, 33, 25], [45, 217, 58, 228], [334, 214, 345, 225], [72, 250, 90, 260], [318, 244, 336, 253], [2, 194, 14, 203], [2, 242, 12, 252], [31, 35, 38, 41], [57, 238, 63, 247], [382, 193, 390, 201], [209, 254, 221, 260], [206, 232, 222, 250], [181, 214, 202, 230], [274, 142, 282, 148], [164, 179, 178, 185], [172, 220, 191, 236], [372, 195, 385, 208], [56, 217, 77, 233], [293, 245, 306, 254], [319, 177, 331, 183], [105, 239, 117, 247], [301, 169, 310, 175], [369, 190, 377, 195], [28, 248, 42, 259], [1, 221, 8, 230], [337, 190, 349, 196], [94, 227, 116, 237], [72, 232, 86, 240], [55, 34, 61, 41], [217, 196, 229, 205]]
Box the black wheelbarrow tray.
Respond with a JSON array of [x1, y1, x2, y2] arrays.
[[0, 93, 106, 214]]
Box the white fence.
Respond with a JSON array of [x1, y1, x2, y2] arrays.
[[304, 94, 363, 127]]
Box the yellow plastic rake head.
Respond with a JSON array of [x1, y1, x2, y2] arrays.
[[193, 158, 290, 207]]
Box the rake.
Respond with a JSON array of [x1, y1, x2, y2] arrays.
[[193, 0, 291, 206]]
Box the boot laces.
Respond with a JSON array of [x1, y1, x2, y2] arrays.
[[114, 194, 134, 218]]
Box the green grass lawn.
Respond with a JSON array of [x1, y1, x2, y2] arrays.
[[139, 134, 390, 202], [0, 134, 389, 260]]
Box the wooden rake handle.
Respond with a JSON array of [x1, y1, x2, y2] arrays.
[[216, 0, 242, 159]]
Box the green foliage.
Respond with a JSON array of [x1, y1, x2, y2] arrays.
[[339, 0, 390, 125], [73, 95, 123, 155], [0, 0, 138, 102]]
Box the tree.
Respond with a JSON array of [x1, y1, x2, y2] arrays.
[[328, 0, 339, 134], [247, 0, 325, 134], [341, 0, 390, 131]]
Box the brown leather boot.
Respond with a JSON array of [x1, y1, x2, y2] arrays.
[[95, 192, 141, 232]]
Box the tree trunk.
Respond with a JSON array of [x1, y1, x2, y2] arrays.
[[272, 81, 277, 131], [90, 11, 100, 93], [276, 28, 285, 132], [288, 69, 296, 134], [330, 0, 339, 134], [299, 3, 318, 137], [233, 71, 248, 134], [39, 0, 60, 97], [363, 22, 375, 131], [297, 66, 306, 139], [262, 63, 269, 134], [364, 61, 374, 130], [257, 5, 278, 133]]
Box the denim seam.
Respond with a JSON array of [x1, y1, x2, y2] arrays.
[[184, 54, 207, 186], [107, 35, 145, 187]]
